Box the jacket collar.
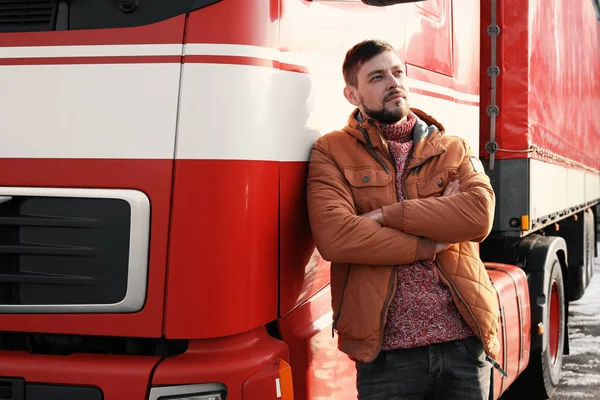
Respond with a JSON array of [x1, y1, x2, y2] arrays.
[[343, 107, 447, 168]]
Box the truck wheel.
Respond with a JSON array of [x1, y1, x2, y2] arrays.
[[528, 256, 566, 399]]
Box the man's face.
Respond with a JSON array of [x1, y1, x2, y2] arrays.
[[344, 50, 410, 124]]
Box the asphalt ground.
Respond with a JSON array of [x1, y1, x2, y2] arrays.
[[553, 245, 600, 399]]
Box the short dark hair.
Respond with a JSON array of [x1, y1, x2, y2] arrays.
[[342, 39, 395, 87]]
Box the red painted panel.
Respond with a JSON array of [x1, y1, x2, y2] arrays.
[[492, 312, 506, 400], [452, 0, 480, 97], [153, 327, 288, 400], [184, 55, 276, 68], [405, 0, 453, 77], [243, 360, 282, 399], [0, 351, 158, 399], [408, 64, 454, 89], [0, 56, 180, 66], [486, 263, 531, 399], [527, 0, 600, 170], [280, 0, 408, 56], [0, 159, 172, 338], [279, 162, 330, 317], [406, 65, 480, 105], [479, 0, 534, 162], [0, 14, 186, 46], [279, 286, 357, 400], [480, 0, 600, 170], [165, 160, 279, 339], [186, 0, 278, 47]]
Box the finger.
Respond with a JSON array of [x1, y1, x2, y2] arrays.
[[451, 180, 460, 195], [450, 182, 460, 195], [443, 181, 456, 196], [444, 181, 458, 196], [453, 180, 461, 192]]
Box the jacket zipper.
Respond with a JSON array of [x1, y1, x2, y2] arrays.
[[368, 121, 397, 169], [370, 152, 430, 360], [369, 265, 397, 362], [359, 127, 389, 174], [434, 260, 508, 377], [354, 125, 397, 361], [332, 266, 351, 338], [401, 152, 441, 207], [399, 149, 507, 377]]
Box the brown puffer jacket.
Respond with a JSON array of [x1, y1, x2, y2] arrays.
[[307, 108, 501, 366]]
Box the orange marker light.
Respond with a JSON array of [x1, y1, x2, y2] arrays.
[[521, 215, 530, 231], [277, 359, 294, 400]]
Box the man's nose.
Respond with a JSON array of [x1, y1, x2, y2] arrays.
[[386, 74, 401, 89]]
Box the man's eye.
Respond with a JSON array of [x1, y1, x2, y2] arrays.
[[371, 76, 382, 81]]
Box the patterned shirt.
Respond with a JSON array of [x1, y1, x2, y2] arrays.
[[369, 111, 474, 350]]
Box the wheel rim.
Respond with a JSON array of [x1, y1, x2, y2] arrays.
[[549, 281, 561, 365]]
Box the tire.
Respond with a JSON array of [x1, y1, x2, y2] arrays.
[[526, 256, 566, 399], [505, 255, 565, 399], [584, 208, 595, 287]]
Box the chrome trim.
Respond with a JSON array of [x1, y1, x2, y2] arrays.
[[0, 186, 150, 313], [148, 383, 227, 400]]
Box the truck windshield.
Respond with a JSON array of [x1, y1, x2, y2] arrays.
[[0, 0, 220, 33]]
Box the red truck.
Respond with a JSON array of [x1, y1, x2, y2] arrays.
[[0, 0, 598, 399]]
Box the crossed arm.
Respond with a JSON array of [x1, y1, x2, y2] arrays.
[[307, 138, 449, 265], [307, 137, 495, 266], [362, 179, 462, 241], [365, 145, 496, 244]]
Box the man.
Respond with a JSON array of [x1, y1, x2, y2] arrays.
[[306, 39, 503, 399]]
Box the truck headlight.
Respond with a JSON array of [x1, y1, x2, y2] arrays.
[[148, 383, 227, 400]]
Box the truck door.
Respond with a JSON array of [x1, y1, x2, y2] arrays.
[[405, 0, 453, 76]]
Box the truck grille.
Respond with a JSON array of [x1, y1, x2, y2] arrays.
[[0, 378, 103, 400], [0, 0, 57, 32], [0, 188, 150, 313]]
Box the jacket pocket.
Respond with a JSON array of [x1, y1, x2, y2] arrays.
[[344, 167, 391, 187], [343, 167, 392, 213], [416, 169, 457, 198]]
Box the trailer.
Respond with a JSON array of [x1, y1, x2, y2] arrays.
[[477, 0, 600, 397], [0, 0, 598, 399]]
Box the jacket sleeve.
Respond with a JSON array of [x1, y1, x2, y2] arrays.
[[307, 136, 437, 265], [380, 139, 495, 243]]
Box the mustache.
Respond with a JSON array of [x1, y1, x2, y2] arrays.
[[384, 90, 407, 101]]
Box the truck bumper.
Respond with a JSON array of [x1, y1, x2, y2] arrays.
[[0, 327, 291, 400], [0, 350, 159, 399], [152, 326, 291, 400]]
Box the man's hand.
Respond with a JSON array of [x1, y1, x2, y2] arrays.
[[363, 181, 460, 224], [362, 181, 460, 247], [443, 180, 460, 196], [361, 208, 384, 224]]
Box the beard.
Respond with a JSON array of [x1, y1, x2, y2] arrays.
[[360, 94, 409, 124]]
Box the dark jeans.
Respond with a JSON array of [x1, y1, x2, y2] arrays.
[[356, 336, 492, 400]]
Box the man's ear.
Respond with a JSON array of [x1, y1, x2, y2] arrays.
[[343, 85, 360, 106]]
